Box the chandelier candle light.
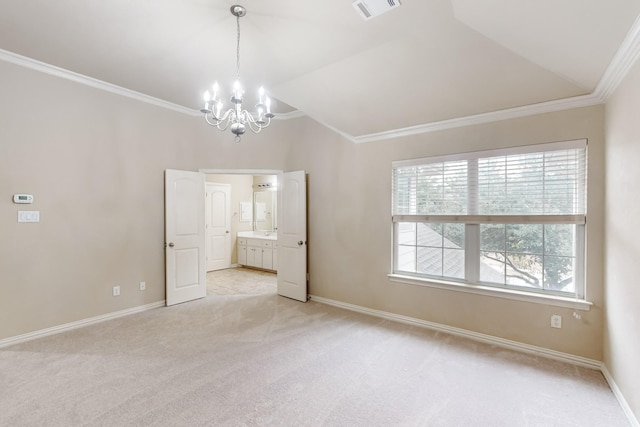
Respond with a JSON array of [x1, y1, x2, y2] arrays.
[[201, 5, 274, 142]]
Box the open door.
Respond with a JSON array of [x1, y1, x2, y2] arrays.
[[165, 169, 206, 306], [205, 183, 231, 271], [277, 170, 307, 302]]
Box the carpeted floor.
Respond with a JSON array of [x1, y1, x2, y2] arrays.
[[0, 269, 630, 426], [207, 267, 277, 296]]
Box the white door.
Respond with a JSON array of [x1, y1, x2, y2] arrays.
[[165, 169, 206, 306], [277, 170, 307, 302], [206, 183, 231, 271]]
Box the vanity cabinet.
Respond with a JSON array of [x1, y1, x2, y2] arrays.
[[237, 237, 277, 272], [272, 241, 278, 271], [237, 238, 247, 265]]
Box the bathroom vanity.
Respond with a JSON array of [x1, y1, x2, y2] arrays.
[[237, 231, 277, 272]]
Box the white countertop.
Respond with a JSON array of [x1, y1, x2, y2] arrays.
[[237, 231, 277, 241]]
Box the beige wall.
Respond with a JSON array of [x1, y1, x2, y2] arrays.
[[604, 58, 640, 420], [1, 57, 609, 368], [0, 60, 294, 340], [253, 175, 277, 188], [293, 107, 606, 361], [205, 174, 254, 264]]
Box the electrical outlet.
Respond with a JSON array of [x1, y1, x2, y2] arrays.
[[139, 281, 146, 291], [112, 286, 120, 297], [551, 314, 562, 329]]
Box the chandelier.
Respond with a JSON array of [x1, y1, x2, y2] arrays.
[[200, 5, 273, 142]]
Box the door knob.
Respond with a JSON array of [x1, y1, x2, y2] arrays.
[[298, 241, 304, 246], [168, 242, 175, 247], [226, 230, 230, 234]]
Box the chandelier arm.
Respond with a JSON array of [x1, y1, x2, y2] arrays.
[[255, 118, 272, 130], [204, 108, 234, 126], [217, 108, 234, 123], [243, 110, 258, 124], [250, 120, 272, 133], [204, 115, 220, 127], [243, 110, 269, 125], [241, 110, 272, 133], [216, 120, 231, 131], [245, 121, 263, 134], [218, 110, 237, 131], [205, 110, 237, 130]]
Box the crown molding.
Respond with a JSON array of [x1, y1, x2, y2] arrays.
[[3, 9, 640, 144], [274, 109, 306, 120], [0, 48, 315, 122], [593, 14, 640, 102], [352, 94, 602, 143], [0, 48, 199, 116]]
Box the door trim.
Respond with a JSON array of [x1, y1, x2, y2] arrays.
[[200, 169, 282, 175]]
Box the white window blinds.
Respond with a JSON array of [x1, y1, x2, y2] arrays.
[[393, 160, 468, 215], [392, 140, 587, 223]]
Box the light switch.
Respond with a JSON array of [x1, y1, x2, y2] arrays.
[[18, 211, 40, 223]]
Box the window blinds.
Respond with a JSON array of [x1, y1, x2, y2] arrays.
[[392, 140, 587, 223]]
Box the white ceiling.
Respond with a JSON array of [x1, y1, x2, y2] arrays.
[[1, 0, 639, 140]]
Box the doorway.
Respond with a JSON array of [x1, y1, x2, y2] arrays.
[[166, 168, 307, 304], [203, 171, 279, 297], [202, 169, 308, 302]]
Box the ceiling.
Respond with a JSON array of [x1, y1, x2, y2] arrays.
[[1, 0, 639, 140]]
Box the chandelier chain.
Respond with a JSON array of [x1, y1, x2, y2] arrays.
[[236, 14, 241, 81]]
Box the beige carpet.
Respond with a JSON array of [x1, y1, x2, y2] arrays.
[[207, 267, 277, 296], [0, 270, 629, 426]]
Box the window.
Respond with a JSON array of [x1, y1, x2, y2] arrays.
[[392, 140, 587, 299]]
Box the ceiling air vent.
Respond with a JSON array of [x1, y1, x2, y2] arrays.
[[352, 0, 400, 21]]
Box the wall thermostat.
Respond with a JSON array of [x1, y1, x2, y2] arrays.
[[13, 194, 34, 204]]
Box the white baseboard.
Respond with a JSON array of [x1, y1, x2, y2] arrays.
[[0, 301, 165, 349], [309, 294, 639, 426], [601, 364, 640, 427], [309, 294, 600, 368]]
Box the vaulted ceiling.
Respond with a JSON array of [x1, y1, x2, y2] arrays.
[[1, 0, 639, 141]]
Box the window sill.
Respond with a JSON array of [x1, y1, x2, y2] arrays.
[[387, 274, 593, 311]]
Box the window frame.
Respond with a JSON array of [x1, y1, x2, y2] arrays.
[[390, 140, 590, 310]]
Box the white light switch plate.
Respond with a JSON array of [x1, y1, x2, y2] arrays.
[[18, 211, 40, 222]]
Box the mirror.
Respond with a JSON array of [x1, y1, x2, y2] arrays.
[[253, 177, 277, 232]]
